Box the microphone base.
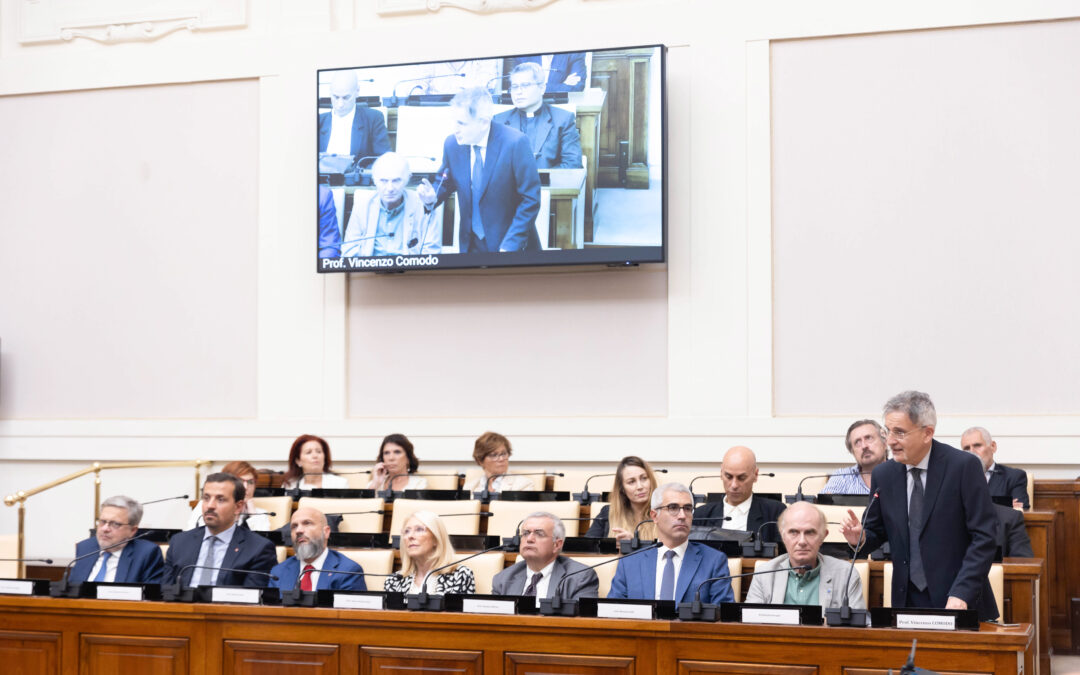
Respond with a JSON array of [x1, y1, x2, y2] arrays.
[[281, 589, 318, 607], [677, 602, 720, 622], [539, 598, 578, 616], [161, 584, 197, 603], [619, 538, 656, 555], [48, 581, 81, 599], [574, 492, 601, 505], [406, 594, 445, 611], [825, 606, 869, 627], [740, 542, 778, 558]]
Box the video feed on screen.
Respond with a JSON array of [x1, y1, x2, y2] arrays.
[[316, 45, 665, 273]]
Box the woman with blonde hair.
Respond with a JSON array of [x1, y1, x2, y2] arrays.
[[384, 511, 475, 595], [584, 456, 658, 542]]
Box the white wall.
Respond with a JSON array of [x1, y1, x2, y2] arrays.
[[1, 0, 1079, 558]]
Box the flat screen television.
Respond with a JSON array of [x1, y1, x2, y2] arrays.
[[316, 45, 666, 273]]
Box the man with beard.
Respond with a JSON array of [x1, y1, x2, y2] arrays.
[[271, 508, 367, 592], [821, 419, 889, 494]]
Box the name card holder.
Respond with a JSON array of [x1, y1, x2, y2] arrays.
[[316, 589, 401, 610], [870, 607, 979, 631], [79, 582, 161, 602], [0, 578, 49, 596], [578, 598, 677, 621], [443, 594, 537, 616], [719, 602, 823, 626], [210, 586, 261, 605]]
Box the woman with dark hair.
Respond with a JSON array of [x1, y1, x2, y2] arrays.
[[184, 460, 272, 531], [367, 433, 427, 491], [282, 434, 347, 490], [584, 456, 658, 542]]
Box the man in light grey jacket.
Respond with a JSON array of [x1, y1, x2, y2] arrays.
[[746, 501, 864, 608], [492, 512, 598, 605]]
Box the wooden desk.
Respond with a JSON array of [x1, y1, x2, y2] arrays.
[[543, 168, 587, 249], [1034, 479, 1079, 653], [0, 596, 1032, 675]]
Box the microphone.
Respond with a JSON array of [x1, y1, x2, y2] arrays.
[[619, 519, 655, 554], [280, 568, 396, 606], [416, 167, 451, 250], [50, 530, 152, 597], [575, 473, 614, 505], [0, 557, 54, 565], [409, 542, 508, 611], [388, 73, 467, 106], [141, 494, 189, 505], [486, 73, 514, 93], [171, 564, 278, 590], [540, 542, 662, 615], [825, 490, 878, 627], [678, 563, 813, 621], [378, 472, 465, 498], [788, 471, 873, 503], [687, 516, 733, 540], [475, 473, 550, 501], [740, 520, 780, 558], [332, 470, 374, 476], [688, 475, 723, 505]]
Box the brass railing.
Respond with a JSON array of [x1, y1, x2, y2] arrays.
[[4, 460, 212, 578]]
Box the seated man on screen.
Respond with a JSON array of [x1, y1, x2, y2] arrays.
[[692, 446, 785, 544], [417, 87, 541, 253], [493, 62, 582, 169], [510, 53, 588, 92], [270, 507, 367, 592], [318, 185, 341, 259], [341, 152, 441, 257], [69, 495, 164, 585], [163, 473, 277, 588], [821, 419, 889, 494], [961, 426, 1029, 509], [318, 71, 391, 167], [992, 503, 1033, 558], [492, 512, 598, 605], [608, 483, 734, 605], [745, 501, 863, 608]]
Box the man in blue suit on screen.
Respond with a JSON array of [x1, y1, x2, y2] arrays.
[[70, 495, 164, 585], [608, 483, 734, 605], [417, 87, 541, 253], [271, 507, 367, 593]]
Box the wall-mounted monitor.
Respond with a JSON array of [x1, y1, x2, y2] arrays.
[[316, 45, 665, 273]]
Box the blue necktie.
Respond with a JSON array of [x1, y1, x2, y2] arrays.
[[908, 468, 928, 591], [659, 549, 676, 601], [93, 551, 112, 583], [471, 145, 485, 244]]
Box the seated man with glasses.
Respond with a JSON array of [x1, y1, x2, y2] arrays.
[[69, 495, 165, 585], [608, 483, 734, 605], [493, 62, 582, 169], [492, 512, 598, 604]]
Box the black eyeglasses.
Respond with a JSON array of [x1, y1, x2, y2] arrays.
[[657, 503, 694, 515]]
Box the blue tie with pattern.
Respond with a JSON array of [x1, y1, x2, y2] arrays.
[[93, 551, 112, 583]]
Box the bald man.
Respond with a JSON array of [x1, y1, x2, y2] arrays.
[[318, 71, 391, 167], [692, 446, 786, 544], [270, 508, 367, 592], [745, 502, 864, 608], [341, 152, 441, 257]]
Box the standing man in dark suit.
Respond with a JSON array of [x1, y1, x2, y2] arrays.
[[318, 71, 391, 165], [493, 62, 582, 169], [492, 512, 598, 604], [961, 426, 1030, 509], [69, 495, 164, 584], [692, 446, 786, 544], [163, 473, 277, 588], [511, 53, 588, 92], [417, 87, 541, 253], [842, 391, 999, 620]]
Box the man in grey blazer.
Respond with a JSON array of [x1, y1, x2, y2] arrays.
[[492, 512, 598, 605], [746, 501, 863, 609]]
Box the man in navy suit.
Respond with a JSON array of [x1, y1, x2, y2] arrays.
[[318, 71, 390, 167], [163, 473, 277, 588], [692, 446, 786, 544], [511, 53, 588, 92], [271, 507, 366, 592], [608, 483, 734, 605], [961, 426, 1029, 509], [842, 391, 999, 620], [417, 87, 541, 253], [493, 62, 582, 170], [70, 495, 164, 584]]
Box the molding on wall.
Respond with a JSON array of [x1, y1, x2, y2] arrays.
[[374, 0, 560, 16], [17, 0, 248, 45]]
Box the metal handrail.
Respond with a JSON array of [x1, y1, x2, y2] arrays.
[[3, 460, 212, 578]]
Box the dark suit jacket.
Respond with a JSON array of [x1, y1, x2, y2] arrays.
[[317, 106, 391, 159], [692, 496, 786, 544], [989, 463, 1030, 509], [318, 185, 340, 259], [993, 504, 1033, 558], [607, 542, 734, 604], [163, 525, 277, 588], [270, 549, 367, 592], [434, 123, 541, 252], [493, 104, 582, 169], [491, 555, 598, 601], [512, 53, 588, 92], [862, 441, 999, 620], [70, 537, 164, 585]]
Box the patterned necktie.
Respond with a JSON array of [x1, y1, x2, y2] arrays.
[[523, 571, 543, 597], [471, 145, 485, 243], [300, 564, 315, 592], [908, 468, 928, 591], [659, 550, 676, 601], [197, 536, 219, 587], [92, 551, 112, 583]]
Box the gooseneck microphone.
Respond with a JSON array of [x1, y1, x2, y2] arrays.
[[476, 473, 551, 501], [51, 530, 152, 596], [576, 473, 615, 505], [175, 564, 279, 589], [619, 518, 655, 554], [741, 520, 779, 558], [679, 564, 813, 620], [388, 72, 467, 106], [409, 542, 508, 611], [825, 490, 878, 627], [540, 542, 662, 615], [506, 516, 596, 549], [281, 567, 396, 605], [141, 494, 190, 505]]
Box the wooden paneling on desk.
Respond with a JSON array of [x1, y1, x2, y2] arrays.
[[0, 596, 1032, 675], [1034, 479, 1079, 653]]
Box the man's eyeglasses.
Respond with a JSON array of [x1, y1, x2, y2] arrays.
[[657, 503, 694, 515], [519, 528, 549, 539], [509, 82, 540, 93], [885, 426, 922, 440], [96, 519, 129, 530]]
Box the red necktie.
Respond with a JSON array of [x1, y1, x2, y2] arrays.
[[300, 564, 315, 591]]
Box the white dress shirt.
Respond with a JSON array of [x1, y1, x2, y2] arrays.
[[520, 559, 556, 606], [906, 451, 931, 504], [326, 108, 355, 156], [723, 495, 754, 532], [87, 544, 126, 583], [985, 462, 997, 482], [653, 540, 690, 600], [193, 522, 238, 587], [297, 546, 330, 590]]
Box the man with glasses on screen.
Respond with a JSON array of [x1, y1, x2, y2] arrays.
[[69, 495, 164, 584], [417, 87, 541, 253], [493, 62, 582, 169], [608, 483, 734, 604], [342, 152, 441, 257]]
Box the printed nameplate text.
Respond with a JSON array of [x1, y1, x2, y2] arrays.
[[0, 580, 33, 595], [462, 598, 516, 615], [333, 593, 384, 610], [97, 585, 143, 601], [597, 602, 652, 620], [741, 607, 801, 625], [211, 587, 261, 604], [896, 613, 957, 631]]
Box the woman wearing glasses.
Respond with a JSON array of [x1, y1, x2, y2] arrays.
[[463, 431, 535, 492], [384, 511, 475, 595], [585, 456, 658, 542], [184, 460, 272, 531]]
